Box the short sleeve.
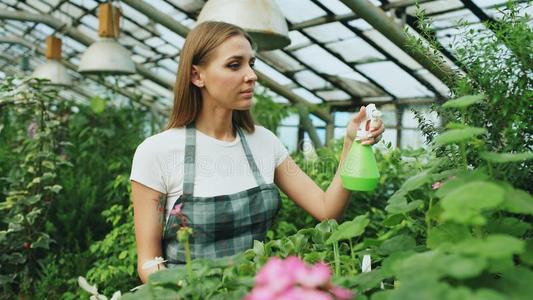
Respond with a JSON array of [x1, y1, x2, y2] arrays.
[[130, 138, 166, 194], [261, 127, 289, 167]]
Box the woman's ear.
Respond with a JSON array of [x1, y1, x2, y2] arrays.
[[191, 65, 204, 88]]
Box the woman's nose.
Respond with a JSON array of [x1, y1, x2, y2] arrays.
[[245, 68, 257, 82]]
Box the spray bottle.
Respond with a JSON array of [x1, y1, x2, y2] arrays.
[[340, 104, 382, 191]]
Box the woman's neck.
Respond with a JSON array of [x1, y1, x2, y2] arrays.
[[194, 101, 236, 142]]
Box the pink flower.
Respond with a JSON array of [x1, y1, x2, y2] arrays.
[[295, 262, 331, 288], [278, 287, 333, 300], [247, 256, 353, 300], [246, 286, 276, 300], [170, 203, 183, 216], [255, 257, 295, 294], [432, 181, 443, 190], [330, 286, 353, 300]]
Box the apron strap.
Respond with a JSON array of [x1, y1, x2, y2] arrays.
[[183, 123, 196, 195], [236, 126, 266, 186]]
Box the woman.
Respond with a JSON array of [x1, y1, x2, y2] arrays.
[[130, 21, 384, 283]]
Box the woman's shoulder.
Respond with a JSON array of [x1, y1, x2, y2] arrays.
[[136, 127, 186, 155], [249, 125, 278, 140]]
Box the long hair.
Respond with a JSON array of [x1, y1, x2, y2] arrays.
[[165, 21, 256, 133]]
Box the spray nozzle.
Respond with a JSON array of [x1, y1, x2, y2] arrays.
[[356, 103, 381, 141]]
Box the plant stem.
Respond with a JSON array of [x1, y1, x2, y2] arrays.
[[426, 194, 434, 233], [333, 242, 340, 276], [460, 142, 468, 169], [348, 239, 356, 273], [184, 236, 193, 283]]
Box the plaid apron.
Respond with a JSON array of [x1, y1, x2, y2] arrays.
[[162, 123, 281, 265]]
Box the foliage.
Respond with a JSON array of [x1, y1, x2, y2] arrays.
[[251, 86, 293, 132], [0, 78, 71, 298], [406, 1, 533, 192]]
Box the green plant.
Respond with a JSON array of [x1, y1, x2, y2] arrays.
[[0, 77, 71, 298], [251, 86, 293, 132]]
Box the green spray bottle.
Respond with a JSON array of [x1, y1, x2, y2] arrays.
[[340, 104, 381, 191]]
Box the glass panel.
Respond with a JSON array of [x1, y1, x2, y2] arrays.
[[357, 61, 434, 98], [275, 0, 326, 23], [327, 37, 386, 63], [304, 22, 356, 43]]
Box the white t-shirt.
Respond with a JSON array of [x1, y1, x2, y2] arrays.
[[130, 125, 289, 220]]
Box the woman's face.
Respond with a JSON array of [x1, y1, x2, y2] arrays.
[[192, 35, 257, 110]]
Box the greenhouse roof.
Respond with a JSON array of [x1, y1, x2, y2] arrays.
[[0, 0, 531, 116]]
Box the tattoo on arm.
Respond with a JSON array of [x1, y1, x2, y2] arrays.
[[155, 194, 166, 224]]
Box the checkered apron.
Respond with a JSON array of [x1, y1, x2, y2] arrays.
[[162, 123, 281, 266]]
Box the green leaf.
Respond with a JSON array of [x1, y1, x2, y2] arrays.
[[453, 235, 525, 259], [353, 269, 388, 292], [90, 97, 106, 114], [119, 250, 128, 259], [520, 239, 533, 266], [492, 267, 533, 300], [486, 217, 532, 237], [383, 214, 405, 227], [434, 127, 486, 146], [377, 234, 416, 255], [480, 151, 533, 163], [442, 94, 484, 108], [326, 215, 369, 244], [31, 233, 51, 250], [385, 199, 423, 214], [441, 181, 505, 225], [443, 254, 487, 279], [395, 169, 434, 195], [44, 184, 63, 194], [502, 187, 533, 215], [427, 223, 472, 249]]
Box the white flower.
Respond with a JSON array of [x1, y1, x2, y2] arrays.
[[78, 276, 98, 295], [142, 256, 167, 270], [110, 291, 122, 300], [361, 254, 372, 273]]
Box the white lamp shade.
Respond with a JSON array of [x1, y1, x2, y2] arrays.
[[197, 0, 290, 50], [78, 38, 135, 75], [32, 59, 72, 86]]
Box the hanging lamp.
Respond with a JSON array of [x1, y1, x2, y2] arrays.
[[32, 36, 72, 86], [78, 3, 135, 75], [197, 0, 290, 51]]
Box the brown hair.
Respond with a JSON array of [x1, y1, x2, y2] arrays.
[[165, 21, 256, 133]]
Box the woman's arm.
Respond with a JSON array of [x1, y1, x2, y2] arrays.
[[274, 107, 384, 221], [131, 180, 166, 283]]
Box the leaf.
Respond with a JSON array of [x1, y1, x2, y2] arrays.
[[377, 234, 416, 256], [442, 94, 484, 109], [385, 199, 423, 214], [486, 217, 532, 237], [502, 186, 533, 215], [452, 235, 525, 259], [353, 269, 388, 292], [383, 214, 405, 227], [427, 223, 472, 249], [434, 127, 486, 146], [443, 254, 487, 279], [520, 239, 533, 266], [480, 151, 533, 163], [492, 267, 533, 300], [31, 233, 51, 250], [441, 181, 505, 225], [395, 169, 434, 195], [78, 276, 98, 295], [326, 215, 369, 244], [45, 184, 63, 194], [91, 97, 106, 114]]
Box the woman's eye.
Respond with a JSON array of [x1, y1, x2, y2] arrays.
[[249, 63, 255, 69], [228, 63, 240, 69]]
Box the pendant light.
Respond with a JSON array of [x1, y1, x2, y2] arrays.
[[32, 36, 72, 86], [78, 3, 135, 75], [197, 0, 290, 51]]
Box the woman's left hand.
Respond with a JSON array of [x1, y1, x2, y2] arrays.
[[345, 106, 385, 145]]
